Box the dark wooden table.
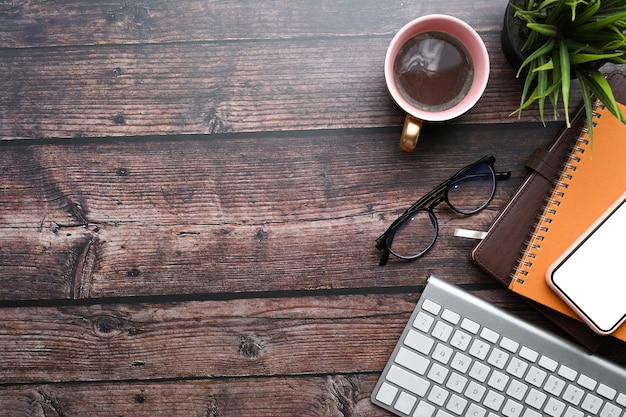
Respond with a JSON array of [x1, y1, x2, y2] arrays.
[[1, 1, 624, 415]]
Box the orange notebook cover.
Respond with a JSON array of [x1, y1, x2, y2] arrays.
[[510, 100, 626, 341]]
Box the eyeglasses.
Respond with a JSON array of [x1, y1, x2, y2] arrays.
[[375, 155, 511, 266]]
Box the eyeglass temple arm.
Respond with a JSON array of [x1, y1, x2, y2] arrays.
[[379, 247, 391, 266]]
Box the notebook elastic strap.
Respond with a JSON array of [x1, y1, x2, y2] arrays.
[[525, 148, 563, 182]]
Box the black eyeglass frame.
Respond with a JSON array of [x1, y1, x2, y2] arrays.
[[375, 155, 511, 266]]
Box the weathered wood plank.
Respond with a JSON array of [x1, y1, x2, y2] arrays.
[[1, 1, 623, 413], [0, 0, 505, 48], [0, 125, 558, 300], [0, 32, 560, 141], [2, 375, 385, 417], [2, 290, 605, 386], [0, 293, 418, 384], [0, 127, 543, 227], [0, 213, 496, 299]]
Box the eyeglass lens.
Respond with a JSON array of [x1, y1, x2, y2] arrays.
[[387, 162, 496, 260], [446, 163, 496, 214], [388, 210, 437, 259]]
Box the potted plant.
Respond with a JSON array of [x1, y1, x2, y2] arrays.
[[502, 0, 626, 137]]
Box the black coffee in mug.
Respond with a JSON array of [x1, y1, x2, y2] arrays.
[[393, 31, 474, 112]]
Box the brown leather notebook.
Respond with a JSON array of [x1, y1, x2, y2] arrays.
[[471, 71, 626, 352]]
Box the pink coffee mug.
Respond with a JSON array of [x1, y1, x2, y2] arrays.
[[385, 15, 490, 151]]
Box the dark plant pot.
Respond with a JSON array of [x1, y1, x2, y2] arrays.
[[501, 0, 529, 71], [501, 1, 594, 78]]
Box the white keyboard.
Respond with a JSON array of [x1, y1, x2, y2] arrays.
[[372, 275, 626, 417]]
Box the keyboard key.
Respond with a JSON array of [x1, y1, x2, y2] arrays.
[[446, 372, 468, 394], [450, 329, 471, 351], [422, 299, 441, 315], [465, 381, 486, 402], [466, 403, 487, 417], [525, 388, 547, 410], [525, 366, 547, 387], [394, 391, 417, 415], [480, 327, 499, 343], [414, 401, 436, 417], [563, 384, 585, 406], [395, 347, 429, 375], [433, 343, 454, 364], [563, 406, 584, 417], [544, 375, 566, 397], [484, 390, 505, 411], [432, 321, 454, 342], [581, 393, 603, 414], [469, 339, 490, 360], [506, 357, 528, 379], [538, 356, 558, 372], [386, 365, 430, 397], [544, 397, 566, 417], [446, 394, 468, 415], [414, 311, 435, 333], [558, 365, 577, 381], [521, 409, 542, 417], [428, 362, 449, 384], [375, 382, 397, 406], [506, 380, 528, 401], [469, 361, 490, 382], [519, 346, 538, 362], [488, 370, 509, 392], [500, 337, 519, 353], [487, 348, 509, 369], [617, 393, 626, 407], [578, 374, 597, 391], [461, 317, 480, 334], [597, 384, 616, 401], [405, 329, 435, 355], [450, 352, 471, 374], [599, 402, 622, 417], [428, 385, 449, 406], [502, 398, 523, 417], [442, 308, 461, 325]]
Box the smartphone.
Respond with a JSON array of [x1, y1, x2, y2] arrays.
[[546, 191, 626, 335]]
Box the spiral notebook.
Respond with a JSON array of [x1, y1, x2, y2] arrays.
[[509, 96, 626, 342], [472, 71, 626, 348]]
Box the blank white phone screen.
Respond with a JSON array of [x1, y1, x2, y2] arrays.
[[550, 197, 626, 333]]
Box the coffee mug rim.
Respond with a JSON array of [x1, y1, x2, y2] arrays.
[[384, 14, 490, 122]]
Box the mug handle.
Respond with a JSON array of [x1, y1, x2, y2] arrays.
[[400, 115, 423, 152]]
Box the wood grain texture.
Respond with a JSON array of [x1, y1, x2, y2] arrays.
[[1, 0, 624, 413], [0, 33, 549, 140], [0, 125, 555, 300], [0, 293, 416, 384], [0, 375, 386, 417], [0, 0, 574, 141], [0, 1, 504, 48], [1, 292, 624, 414], [0, 289, 592, 385]]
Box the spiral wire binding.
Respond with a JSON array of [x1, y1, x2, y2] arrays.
[[510, 100, 604, 284]]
